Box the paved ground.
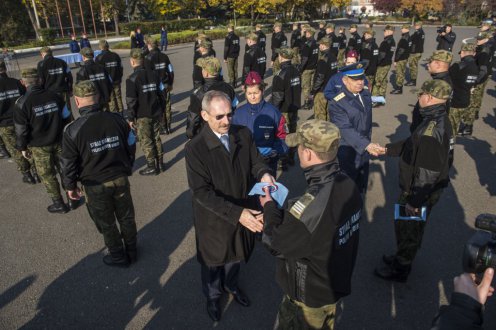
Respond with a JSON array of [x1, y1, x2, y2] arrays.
[[1, 23, 495, 330]]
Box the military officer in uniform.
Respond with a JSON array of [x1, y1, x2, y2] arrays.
[[326, 23, 339, 58], [124, 49, 167, 176], [224, 24, 241, 88], [61, 81, 137, 268], [316, 21, 326, 41], [271, 22, 288, 75], [300, 28, 319, 110], [311, 37, 338, 121], [360, 29, 379, 90], [95, 40, 124, 113], [144, 36, 175, 134], [193, 39, 217, 89], [406, 21, 425, 86], [372, 25, 396, 106], [391, 25, 411, 95], [255, 24, 266, 52], [346, 24, 362, 54], [14, 68, 72, 213], [337, 27, 347, 65], [290, 23, 302, 65], [242, 33, 266, 86]]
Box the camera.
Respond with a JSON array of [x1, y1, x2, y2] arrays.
[[462, 214, 496, 273], [437, 26, 446, 34]]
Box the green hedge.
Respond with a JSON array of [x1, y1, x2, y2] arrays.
[[119, 19, 214, 35]]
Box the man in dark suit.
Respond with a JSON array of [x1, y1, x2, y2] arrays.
[[185, 90, 275, 322]]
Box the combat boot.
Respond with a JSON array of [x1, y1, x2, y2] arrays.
[[462, 124, 473, 136], [139, 161, 159, 176], [0, 144, 10, 159], [374, 258, 411, 283], [103, 246, 130, 268], [67, 193, 83, 210], [390, 86, 403, 94], [457, 123, 466, 136], [31, 168, 41, 183], [156, 157, 167, 172], [22, 172, 36, 185], [125, 239, 138, 264], [47, 198, 69, 214], [405, 79, 416, 86]]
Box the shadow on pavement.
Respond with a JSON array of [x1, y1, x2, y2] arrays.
[[0, 275, 37, 311]]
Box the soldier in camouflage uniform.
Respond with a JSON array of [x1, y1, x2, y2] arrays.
[[372, 25, 395, 103], [224, 24, 240, 88], [375, 80, 453, 282], [406, 21, 425, 86], [259, 119, 362, 330], [271, 22, 288, 75], [391, 25, 411, 95], [337, 27, 347, 65], [14, 68, 72, 213]]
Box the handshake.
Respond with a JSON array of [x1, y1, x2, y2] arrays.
[[366, 143, 386, 157]]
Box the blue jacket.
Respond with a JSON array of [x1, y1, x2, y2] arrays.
[[232, 100, 288, 157], [80, 38, 91, 49], [327, 85, 372, 171], [69, 40, 80, 53], [136, 33, 145, 48], [161, 29, 168, 44]]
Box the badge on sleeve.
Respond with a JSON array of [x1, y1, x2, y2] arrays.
[[289, 193, 315, 220], [333, 92, 345, 102]]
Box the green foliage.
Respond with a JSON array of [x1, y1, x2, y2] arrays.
[[119, 18, 214, 35], [39, 28, 57, 45]]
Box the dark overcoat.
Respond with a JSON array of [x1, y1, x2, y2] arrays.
[[185, 124, 270, 266]]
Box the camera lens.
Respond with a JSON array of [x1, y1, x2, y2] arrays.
[[463, 242, 496, 273]]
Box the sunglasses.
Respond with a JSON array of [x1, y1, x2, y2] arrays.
[[213, 113, 233, 121]]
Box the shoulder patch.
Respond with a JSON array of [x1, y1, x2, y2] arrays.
[[423, 120, 437, 137], [289, 193, 315, 220], [333, 92, 345, 102]]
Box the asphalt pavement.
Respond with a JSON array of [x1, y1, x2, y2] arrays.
[[0, 24, 495, 330]]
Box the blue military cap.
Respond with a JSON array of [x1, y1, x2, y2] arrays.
[[340, 61, 368, 80]]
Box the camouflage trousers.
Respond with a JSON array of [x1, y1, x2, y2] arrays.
[[408, 53, 422, 81], [372, 65, 391, 97], [366, 74, 375, 91], [301, 69, 315, 103], [0, 126, 30, 173], [162, 90, 172, 129], [337, 49, 345, 66], [464, 80, 488, 125], [282, 111, 298, 134], [83, 176, 137, 250], [273, 57, 282, 76], [291, 48, 301, 66], [275, 295, 337, 330], [449, 107, 468, 137], [30, 144, 63, 200], [395, 60, 407, 87], [226, 57, 238, 85], [109, 83, 124, 113], [137, 117, 163, 162], [313, 92, 329, 121], [394, 190, 442, 265]]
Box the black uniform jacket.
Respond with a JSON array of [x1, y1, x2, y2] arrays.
[[255, 30, 266, 51], [242, 44, 266, 83], [346, 31, 362, 53], [186, 78, 236, 139], [95, 49, 124, 84], [224, 32, 240, 60], [0, 73, 25, 127], [328, 32, 340, 57], [291, 29, 302, 49], [431, 293, 484, 330], [475, 43, 493, 84], [410, 28, 425, 54], [124, 66, 165, 122], [312, 49, 338, 94], [378, 35, 396, 67], [387, 103, 452, 208], [436, 31, 456, 52], [61, 104, 135, 190], [395, 32, 411, 62], [449, 56, 479, 108], [300, 38, 319, 72], [185, 124, 270, 266], [192, 50, 216, 89], [271, 31, 288, 61], [14, 85, 68, 150], [270, 61, 301, 113], [361, 39, 379, 76], [144, 47, 174, 86], [262, 161, 362, 307], [76, 59, 112, 104], [37, 55, 73, 93]]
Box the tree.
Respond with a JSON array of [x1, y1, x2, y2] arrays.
[[373, 0, 401, 14], [401, 0, 443, 17]]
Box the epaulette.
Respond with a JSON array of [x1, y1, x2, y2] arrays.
[[423, 120, 436, 137], [289, 193, 315, 220], [333, 92, 345, 102], [363, 85, 369, 90]]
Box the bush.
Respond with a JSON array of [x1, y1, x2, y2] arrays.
[[119, 19, 214, 35], [39, 28, 57, 45]]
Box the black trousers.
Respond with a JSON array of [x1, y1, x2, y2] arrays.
[[201, 261, 240, 300]]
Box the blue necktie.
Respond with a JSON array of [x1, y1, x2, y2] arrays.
[[220, 135, 230, 152]]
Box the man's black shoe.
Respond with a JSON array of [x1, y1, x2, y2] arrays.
[[206, 299, 221, 321], [125, 241, 138, 264], [139, 162, 159, 176], [382, 254, 395, 265], [67, 197, 82, 210], [374, 260, 411, 283], [0, 145, 10, 159], [457, 123, 466, 136], [405, 80, 416, 86], [390, 86, 403, 95], [47, 198, 69, 214], [223, 287, 250, 307], [103, 248, 130, 268], [22, 172, 36, 185], [372, 102, 384, 108], [462, 124, 473, 136]]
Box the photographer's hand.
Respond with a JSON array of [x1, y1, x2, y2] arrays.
[[454, 268, 494, 305]]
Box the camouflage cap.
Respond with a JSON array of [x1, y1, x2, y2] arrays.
[[73, 80, 98, 98], [0, 59, 6, 70], [317, 37, 331, 46], [477, 31, 492, 40], [325, 23, 335, 29], [401, 24, 410, 30], [99, 39, 109, 49], [350, 24, 358, 29], [199, 39, 212, 48], [129, 48, 144, 60], [196, 56, 221, 76], [418, 79, 452, 100], [276, 46, 295, 59], [427, 50, 453, 63], [384, 25, 395, 31], [40, 46, 52, 54], [286, 119, 341, 155], [274, 22, 282, 28], [460, 43, 476, 52], [145, 35, 159, 46], [21, 68, 39, 79], [80, 47, 94, 58]]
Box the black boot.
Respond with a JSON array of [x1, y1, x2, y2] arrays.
[[405, 79, 416, 86], [157, 157, 167, 172], [166, 123, 172, 134], [139, 161, 159, 176], [462, 124, 473, 136], [31, 168, 41, 183], [390, 86, 403, 94], [47, 198, 69, 214], [125, 240, 138, 264], [0, 145, 10, 159], [103, 246, 130, 268], [67, 193, 83, 210], [457, 123, 466, 136], [22, 172, 36, 184], [374, 258, 411, 282]]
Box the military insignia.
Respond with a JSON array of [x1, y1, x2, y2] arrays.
[[289, 193, 315, 220], [363, 85, 369, 90], [423, 120, 437, 137], [333, 92, 345, 102]]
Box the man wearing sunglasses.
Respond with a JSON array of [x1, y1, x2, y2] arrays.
[[185, 90, 275, 322]]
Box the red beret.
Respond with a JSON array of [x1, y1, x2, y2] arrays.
[[346, 50, 359, 59], [245, 71, 262, 86]]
